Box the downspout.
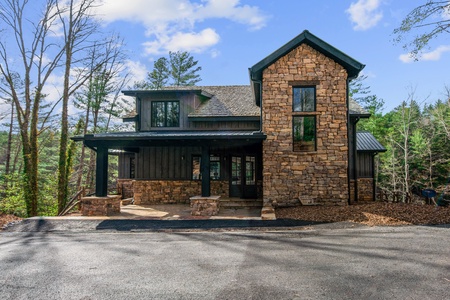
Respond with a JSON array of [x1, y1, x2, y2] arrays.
[[346, 79, 351, 205], [256, 80, 263, 132], [372, 153, 377, 201]]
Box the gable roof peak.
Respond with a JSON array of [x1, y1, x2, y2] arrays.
[[249, 30, 365, 106]]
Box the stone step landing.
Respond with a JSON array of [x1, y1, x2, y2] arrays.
[[220, 198, 263, 209]]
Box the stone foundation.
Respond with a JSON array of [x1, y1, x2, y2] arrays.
[[190, 196, 221, 216], [81, 195, 121, 216]]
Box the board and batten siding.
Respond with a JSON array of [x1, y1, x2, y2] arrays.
[[139, 93, 199, 131], [135, 146, 201, 180]]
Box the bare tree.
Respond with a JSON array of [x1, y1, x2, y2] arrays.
[[55, 0, 101, 214], [393, 1, 450, 60], [0, 0, 101, 216]]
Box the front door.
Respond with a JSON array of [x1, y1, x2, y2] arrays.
[[229, 155, 257, 198]]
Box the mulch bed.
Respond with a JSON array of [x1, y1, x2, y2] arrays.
[[0, 214, 23, 230], [2, 202, 449, 229], [276, 202, 450, 226]]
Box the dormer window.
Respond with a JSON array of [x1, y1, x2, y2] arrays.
[[151, 101, 180, 127]]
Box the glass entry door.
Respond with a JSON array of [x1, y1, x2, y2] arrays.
[[229, 155, 257, 198]]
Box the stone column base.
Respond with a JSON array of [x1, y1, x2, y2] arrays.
[[190, 196, 221, 216], [81, 195, 121, 216]]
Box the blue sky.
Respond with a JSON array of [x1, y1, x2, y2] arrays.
[[92, 0, 450, 112]]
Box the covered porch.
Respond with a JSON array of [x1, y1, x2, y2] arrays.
[[72, 131, 266, 217]]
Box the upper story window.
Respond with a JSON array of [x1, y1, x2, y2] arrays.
[[292, 87, 316, 152], [151, 101, 180, 127], [293, 87, 315, 112]]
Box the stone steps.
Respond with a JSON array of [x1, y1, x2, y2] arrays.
[[220, 199, 263, 209]]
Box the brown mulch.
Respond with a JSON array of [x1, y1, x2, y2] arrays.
[[276, 202, 450, 226], [0, 214, 23, 230]]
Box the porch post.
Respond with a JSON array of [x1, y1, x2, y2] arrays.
[[96, 146, 108, 197], [201, 145, 210, 197]]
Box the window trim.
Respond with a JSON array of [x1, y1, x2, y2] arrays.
[[151, 100, 180, 127]]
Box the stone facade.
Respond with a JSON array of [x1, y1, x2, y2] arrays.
[[262, 43, 349, 206], [81, 195, 121, 216], [132, 180, 230, 205]]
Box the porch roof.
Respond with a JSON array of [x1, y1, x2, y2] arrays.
[[357, 131, 386, 153], [72, 130, 266, 150]]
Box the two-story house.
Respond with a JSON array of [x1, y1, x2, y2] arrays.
[[73, 30, 385, 216]]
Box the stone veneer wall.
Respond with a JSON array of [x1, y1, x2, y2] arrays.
[[262, 43, 349, 206], [357, 178, 374, 201], [132, 180, 229, 205], [117, 179, 134, 199]]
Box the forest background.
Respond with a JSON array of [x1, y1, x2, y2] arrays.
[[0, 0, 449, 217]]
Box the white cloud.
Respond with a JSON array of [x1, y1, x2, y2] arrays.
[[124, 59, 148, 82], [95, 0, 268, 54], [346, 0, 383, 31], [143, 28, 220, 55], [399, 45, 450, 63]]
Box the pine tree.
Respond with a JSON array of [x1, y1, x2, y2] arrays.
[[169, 51, 202, 86]]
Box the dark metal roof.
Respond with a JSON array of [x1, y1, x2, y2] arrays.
[[249, 30, 365, 106], [357, 131, 386, 152], [75, 130, 265, 140], [72, 130, 266, 149]]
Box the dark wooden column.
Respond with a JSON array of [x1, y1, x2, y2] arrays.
[[96, 146, 108, 197], [201, 145, 210, 197]]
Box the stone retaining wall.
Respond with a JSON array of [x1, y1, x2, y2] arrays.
[[262, 43, 349, 207]]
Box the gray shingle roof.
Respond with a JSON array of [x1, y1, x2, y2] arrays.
[[357, 131, 386, 152], [187, 85, 260, 117], [123, 86, 367, 118], [349, 98, 369, 115]]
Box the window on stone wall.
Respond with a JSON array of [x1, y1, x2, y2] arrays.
[[151, 101, 180, 127], [292, 86, 316, 152], [293, 116, 316, 152], [293, 87, 315, 112]]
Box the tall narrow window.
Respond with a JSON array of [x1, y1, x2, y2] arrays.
[[192, 156, 201, 180], [210, 156, 221, 180], [293, 87, 316, 152], [293, 116, 316, 152], [293, 87, 315, 112], [151, 101, 180, 127]]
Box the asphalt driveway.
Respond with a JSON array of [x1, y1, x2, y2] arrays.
[[1, 223, 449, 299]]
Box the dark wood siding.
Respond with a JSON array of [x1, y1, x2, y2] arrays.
[[118, 152, 135, 179], [140, 93, 197, 131], [133, 144, 263, 181], [135, 146, 202, 179], [357, 153, 373, 178]]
